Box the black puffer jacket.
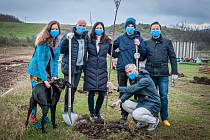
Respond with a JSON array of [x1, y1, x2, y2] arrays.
[[83, 40, 111, 91], [113, 31, 145, 71], [143, 36, 178, 76], [60, 27, 89, 75]]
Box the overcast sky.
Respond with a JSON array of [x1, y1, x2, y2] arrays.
[[1, 0, 210, 26]]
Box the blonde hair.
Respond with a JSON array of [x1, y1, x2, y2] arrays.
[[35, 20, 60, 47]]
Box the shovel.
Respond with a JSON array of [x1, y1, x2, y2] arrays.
[[62, 33, 78, 126]]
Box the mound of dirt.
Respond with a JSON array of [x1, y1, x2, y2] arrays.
[[190, 76, 210, 85], [73, 115, 152, 139]]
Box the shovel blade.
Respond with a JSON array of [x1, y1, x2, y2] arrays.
[[62, 112, 78, 126]]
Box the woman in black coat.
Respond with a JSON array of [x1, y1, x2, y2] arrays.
[[84, 22, 112, 121]]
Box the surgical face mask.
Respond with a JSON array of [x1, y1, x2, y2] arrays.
[[76, 26, 86, 34], [50, 30, 59, 38], [151, 30, 161, 38], [126, 26, 135, 35], [95, 29, 104, 36], [127, 71, 137, 80]]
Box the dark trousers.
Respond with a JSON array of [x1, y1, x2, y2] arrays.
[[64, 66, 82, 112], [117, 70, 132, 117], [88, 90, 106, 115]]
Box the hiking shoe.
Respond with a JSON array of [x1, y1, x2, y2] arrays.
[[89, 114, 97, 122], [32, 122, 42, 129], [96, 114, 105, 121], [136, 121, 148, 128], [162, 120, 171, 127], [146, 118, 159, 131]]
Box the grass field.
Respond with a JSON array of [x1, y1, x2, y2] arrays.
[[0, 62, 210, 140], [0, 22, 45, 39]]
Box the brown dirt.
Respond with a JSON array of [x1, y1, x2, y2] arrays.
[[73, 115, 152, 139], [0, 48, 32, 95], [190, 76, 210, 85]]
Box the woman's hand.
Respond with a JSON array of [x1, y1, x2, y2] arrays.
[[112, 58, 117, 68], [107, 81, 115, 91], [111, 99, 122, 108], [44, 81, 51, 88]]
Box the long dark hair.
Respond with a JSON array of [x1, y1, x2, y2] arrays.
[[90, 22, 111, 44]]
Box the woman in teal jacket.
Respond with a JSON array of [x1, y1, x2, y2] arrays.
[[27, 20, 61, 128]]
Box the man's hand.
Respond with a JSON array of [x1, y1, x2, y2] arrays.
[[171, 74, 178, 81], [44, 81, 51, 88], [107, 81, 117, 91], [134, 52, 140, 59], [134, 39, 140, 46], [111, 99, 122, 108]]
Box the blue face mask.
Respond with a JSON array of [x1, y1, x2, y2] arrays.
[[95, 29, 104, 36], [50, 30, 59, 38], [127, 71, 137, 80], [151, 30, 161, 38], [76, 26, 86, 34], [126, 27, 135, 35]]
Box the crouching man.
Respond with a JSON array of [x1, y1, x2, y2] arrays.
[[107, 64, 160, 131]]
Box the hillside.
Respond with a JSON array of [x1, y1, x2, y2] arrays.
[[0, 21, 209, 50]]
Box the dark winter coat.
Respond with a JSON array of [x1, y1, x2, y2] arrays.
[[143, 36, 178, 76], [119, 70, 160, 116], [84, 39, 111, 91], [60, 27, 89, 75], [113, 31, 145, 71]]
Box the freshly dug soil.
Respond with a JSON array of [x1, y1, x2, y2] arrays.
[[73, 115, 152, 139], [190, 76, 210, 85], [0, 59, 30, 95]]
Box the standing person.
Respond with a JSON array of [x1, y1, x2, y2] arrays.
[[27, 20, 61, 128], [143, 22, 178, 127], [112, 17, 145, 121], [84, 22, 112, 121], [60, 20, 89, 113], [108, 64, 160, 131]]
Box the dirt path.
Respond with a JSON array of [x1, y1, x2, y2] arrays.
[[0, 47, 33, 96]]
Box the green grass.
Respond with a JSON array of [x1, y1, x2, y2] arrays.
[[0, 22, 45, 39], [1, 63, 210, 140]]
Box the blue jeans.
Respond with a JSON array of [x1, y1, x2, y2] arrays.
[[151, 76, 169, 120], [88, 90, 106, 115]]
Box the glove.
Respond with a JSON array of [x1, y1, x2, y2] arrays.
[[66, 33, 74, 39], [171, 74, 178, 81], [134, 53, 140, 59]]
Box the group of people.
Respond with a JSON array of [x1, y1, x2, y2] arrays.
[[27, 17, 178, 131]]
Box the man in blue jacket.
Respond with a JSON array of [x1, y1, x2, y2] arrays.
[[112, 17, 145, 121], [142, 22, 178, 127], [60, 20, 89, 113], [108, 64, 160, 131]]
